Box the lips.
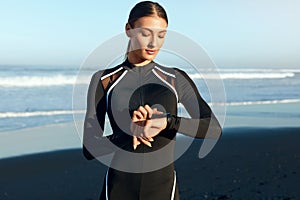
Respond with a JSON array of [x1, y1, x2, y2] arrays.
[[146, 49, 157, 55]]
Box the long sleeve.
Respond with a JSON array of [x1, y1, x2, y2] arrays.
[[83, 71, 110, 160], [82, 71, 130, 160], [166, 68, 222, 139]]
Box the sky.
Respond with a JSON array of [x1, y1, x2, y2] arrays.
[[0, 0, 299, 68]]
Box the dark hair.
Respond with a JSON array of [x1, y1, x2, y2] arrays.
[[128, 1, 168, 27]]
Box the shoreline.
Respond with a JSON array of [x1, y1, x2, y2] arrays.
[[1, 101, 299, 132], [0, 124, 299, 160], [0, 120, 299, 160], [224, 102, 300, 128]]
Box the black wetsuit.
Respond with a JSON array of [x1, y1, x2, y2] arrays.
[[83, 59, 221, 200]]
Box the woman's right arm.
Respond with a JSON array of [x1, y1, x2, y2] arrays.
[[83, 71, 130, 160], [83, 71, 111, 160]]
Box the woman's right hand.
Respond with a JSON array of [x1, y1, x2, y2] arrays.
[[130, 105, 167, 150]]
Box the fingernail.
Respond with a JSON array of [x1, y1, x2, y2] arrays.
[[149, 138, 154, 142], [133, 144, 137, 150], [148, 143, 152, 147]]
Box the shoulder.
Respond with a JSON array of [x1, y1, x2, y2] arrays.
[[153, 62, 177, 78], [90, 63, 127, 91], [92, 64, 124, 80], [90, 63, 126, 83], [153, 62, 190, 79]]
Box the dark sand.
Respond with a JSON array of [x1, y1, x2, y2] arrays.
[[0, 127, 299, 200]]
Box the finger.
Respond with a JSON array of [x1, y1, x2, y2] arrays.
[[132, 110, 144, 121], [152, 108, 163, 115], [144, 104, 153, 119], [139, 137, 152, 148], [133, 136, 141, 150], [138, 106, 148, 119], [141, 136, 154, 142], [133, 136, 138, 150], [138, 137, 152, 147], [146, 137, 154, 142]]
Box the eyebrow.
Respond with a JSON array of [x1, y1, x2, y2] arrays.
[[141, 27, 167, 33]]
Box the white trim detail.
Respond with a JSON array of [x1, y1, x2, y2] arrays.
[[106, 70, 128, 105], [105, 169, 109, 200], [101, 67, 124, 80], [171, 170, 177, 200], [152, 69, 178, 102], [154, 66, 176, 78]]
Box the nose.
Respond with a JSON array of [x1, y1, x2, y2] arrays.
[[147, 35, 157, 49]]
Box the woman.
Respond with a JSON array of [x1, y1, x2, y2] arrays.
[[83, 1, 222, 199]]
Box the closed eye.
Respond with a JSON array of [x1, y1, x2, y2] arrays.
[[141, 29, 151, 37], [142, 32, 151, 37], [158, 31, 167, 39], [158, 34, 166, 39]]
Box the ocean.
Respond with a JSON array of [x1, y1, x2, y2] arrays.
[[0, 65, 299, 132]]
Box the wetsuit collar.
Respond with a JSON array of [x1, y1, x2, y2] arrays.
[[122, 58, 155, 70]]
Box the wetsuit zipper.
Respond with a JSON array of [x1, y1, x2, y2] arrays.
[[139, 66, 144, 106], [138, 66, 146, 195]]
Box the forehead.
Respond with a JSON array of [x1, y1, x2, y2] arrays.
[[133, 16, 168, 30]]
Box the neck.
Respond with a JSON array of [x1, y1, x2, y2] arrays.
[[127, 52, 152, 67]]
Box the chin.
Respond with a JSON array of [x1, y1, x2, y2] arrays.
[[143, 55, 156, 61], [142, 52, 158, 61]]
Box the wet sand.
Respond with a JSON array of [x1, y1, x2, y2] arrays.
[[0, 127, 299, 199]]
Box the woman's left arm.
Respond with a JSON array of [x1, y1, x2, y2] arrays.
[[165, 68, 222, 139]]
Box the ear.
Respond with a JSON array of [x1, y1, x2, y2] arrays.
[[125, 23, 132, 37]]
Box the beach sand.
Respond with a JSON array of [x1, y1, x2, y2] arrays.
[[0, 126, 299, 200], [0, 123, 81, 159]]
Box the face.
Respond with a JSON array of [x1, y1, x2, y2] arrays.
[[126, 16, 168, 63]]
